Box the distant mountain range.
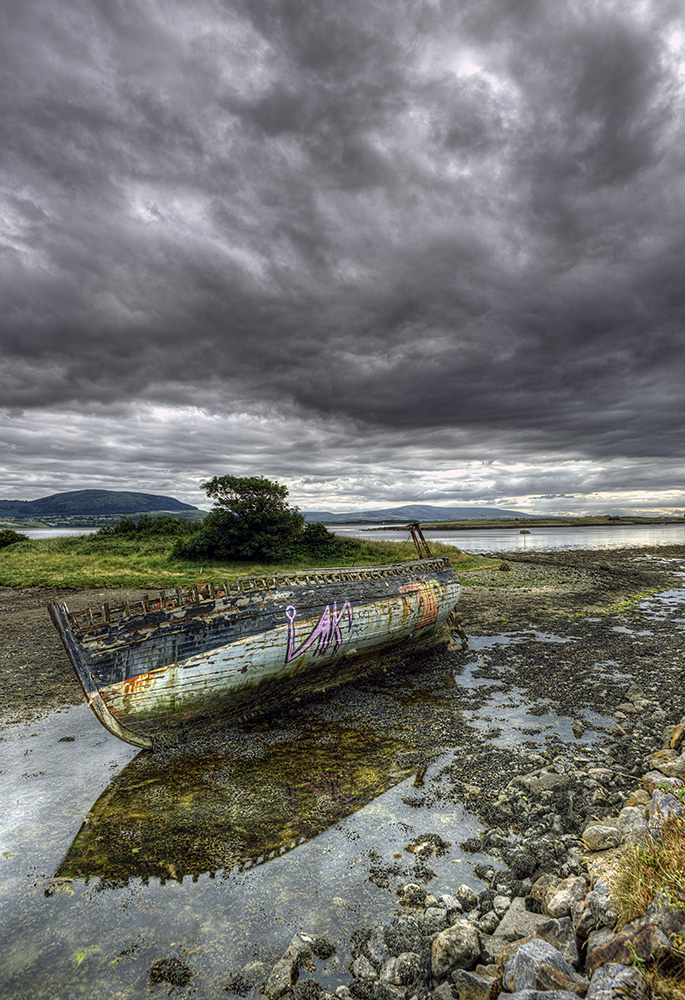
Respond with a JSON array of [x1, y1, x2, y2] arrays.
[[302, 504, 534, 523], [0, 490, 200, 518], [0, 490, 533, 525]]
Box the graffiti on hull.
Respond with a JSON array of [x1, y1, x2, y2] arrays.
[[285, 601, 353, 663], [400, 580, 443, 627]]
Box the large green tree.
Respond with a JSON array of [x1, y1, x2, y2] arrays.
[[175, 475, 305, 562]]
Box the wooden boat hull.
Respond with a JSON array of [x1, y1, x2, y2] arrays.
[[48, 557, 460, 750]]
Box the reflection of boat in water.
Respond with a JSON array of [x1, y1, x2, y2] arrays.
[[55, 731, 419, 885], [48, 526, 461, 749]]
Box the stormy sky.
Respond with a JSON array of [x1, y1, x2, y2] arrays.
[[2, 0, 684, 515]]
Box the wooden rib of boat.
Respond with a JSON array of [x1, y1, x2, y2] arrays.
[[48, 528, 461, 750]]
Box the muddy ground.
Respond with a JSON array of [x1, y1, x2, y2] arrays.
[[0, 546, 682, 728]]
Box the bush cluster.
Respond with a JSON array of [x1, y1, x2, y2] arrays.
[[98, 515, 202, 538], [0, 529, 28, 549]]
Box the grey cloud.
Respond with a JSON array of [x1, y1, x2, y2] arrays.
[[1, 1, 684, 510]]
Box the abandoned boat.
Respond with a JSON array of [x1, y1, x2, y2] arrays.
[[48, 526, 462, 750]]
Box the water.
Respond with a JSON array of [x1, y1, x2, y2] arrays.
[[20, 527, 98, 540], [333, 521, 685, 553]]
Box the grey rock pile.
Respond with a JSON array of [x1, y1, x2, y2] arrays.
[[241, 702, 685, 1000]]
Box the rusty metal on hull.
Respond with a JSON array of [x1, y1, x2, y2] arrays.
[[48, 556, 461, 750]]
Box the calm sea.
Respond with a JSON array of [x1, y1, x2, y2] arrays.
[[332, 521, 685, 553], [17, 521, 685, 552]]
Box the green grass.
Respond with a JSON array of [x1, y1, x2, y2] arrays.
[[0, 533, 488, 590]]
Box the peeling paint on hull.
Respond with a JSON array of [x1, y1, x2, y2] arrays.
[[48, 558, 460, 750]]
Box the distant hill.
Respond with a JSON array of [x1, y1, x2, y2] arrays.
[[0, 489, 199, 518], [302, 504, 535, 524]]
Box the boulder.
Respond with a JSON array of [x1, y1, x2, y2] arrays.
[[586, 962, 649, 999], [534, 917, 580, 968], [544, 877, 587, 918], [494, 896, 550, 943], [451, 967, 497, 1000], [581, 824, 622, 852], [431, 920, 481, 977], [586, 920, 673, 974], [510, 939, 580, 994]]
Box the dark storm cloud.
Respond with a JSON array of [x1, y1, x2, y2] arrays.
[[1, 0, 685, 507]]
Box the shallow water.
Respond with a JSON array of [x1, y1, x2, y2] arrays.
[[334, 520, 685, 553], [2, 582, 685, 998]]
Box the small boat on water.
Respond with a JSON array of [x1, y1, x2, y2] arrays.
[[48, 525, 462, 750]]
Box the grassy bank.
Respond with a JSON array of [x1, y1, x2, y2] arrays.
[[0, 531, 493, 590]]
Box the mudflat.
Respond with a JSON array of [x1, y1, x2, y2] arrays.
[[0, 547, 680, 727]]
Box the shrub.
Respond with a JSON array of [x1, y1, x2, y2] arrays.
[[174, 475, 304, 562], [0, 529, 28, 549], [98, 515, 201, 537]]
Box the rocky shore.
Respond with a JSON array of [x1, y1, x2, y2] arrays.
[[241, 697, 685, 1000], [2, 546, 684, 997]]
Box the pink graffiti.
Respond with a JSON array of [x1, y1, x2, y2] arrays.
[[285, 600, 353, 663]]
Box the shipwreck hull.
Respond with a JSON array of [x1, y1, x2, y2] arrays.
[[49, 557, 460, 749]]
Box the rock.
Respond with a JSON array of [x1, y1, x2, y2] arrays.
[[585, 962, 649, 999], [422, 906, 449, 935], [385, 914, 424, 957], [615, 806, 648, 843], [499, 991, 580, 999], [581, 824, 622, 852], [350, 955, 378, 981], [654, 752, 685, 779], [366, 925, 391, 968], [529, 873, 561, 907], [456, 885, 479, 911], [625, 684, 647, 704], [440, 894, 464, 921], [519, 772, 572, 795], [431, 983, 454, 1000], [399, 883, 427, 907], [588, 874, 621, 929], [585, 927, 615, 968], [380, 952, 421, 987], [431, 920, 481, 977], [534, 918, 580, 968], [495, 897, 551, 943], [586, 920, 673, 974], [624, 788, 650, 808], [510, 939, 580, 993], [645, 891, 685, 935], [571, 901, 595, 942], [670, 721, 685, 752], [451, 967, 497, 1000], [642, 770, 682, 792], [493, 895, 511, 919], [265, 934, 314, 999], [650, 787, 683, 823], [476, 911, 500, 935], [544, 877, 587, 918]]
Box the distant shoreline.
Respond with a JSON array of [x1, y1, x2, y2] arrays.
[[1, 514, 684, 532], [353, 516, 685, 531]]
